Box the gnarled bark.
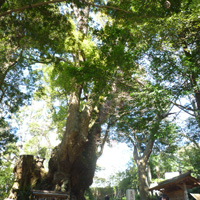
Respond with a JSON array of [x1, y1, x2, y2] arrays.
[[8, 155, 45, 200], [36, 89, 112, 199]]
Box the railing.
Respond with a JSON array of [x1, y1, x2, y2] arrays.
[[31, 190, 68, 200]]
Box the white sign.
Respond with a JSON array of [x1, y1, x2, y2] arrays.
[[126, 189, 135, 200]]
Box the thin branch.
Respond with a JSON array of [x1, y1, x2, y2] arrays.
[[0, 51, 22, 91], [171, 109, 182, 122], [0, 88, 5, 104], [0, 0, 128, 17], [125, 130, 135, 145], [133, 142, 139, 162], [97, 122, 111, 158], [82, 0, 129, 13], [29, 58, 54, 64], [0, 0, 66, 17], [128, 126, 139, 144], [179, 132, 200, 149], [170, 100, 196, 116]]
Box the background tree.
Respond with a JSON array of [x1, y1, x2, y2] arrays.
[[144, 0, 200, 130], [15, 100, 58, 169], [114, 80, 178, 200], [177, 145, 200, 177], [0, 0, 72, 163], [0, 142, 19, 199], [114, 162, 138, 198], [149, 150, 180, 181]]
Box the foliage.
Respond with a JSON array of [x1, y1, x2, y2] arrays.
[[0, 0, 200, 199], [0, 118, 18, 199], [16, 100, 59, 168], [143, 0, 200, 124], [114, 77, 178, 158], [15, 185, 32, 200], [178, 145, 200, 176], [0, 142, 18, 200], [0, 119, 17, 162], [0, 0, 71, 113], [179, 116, 200, 148], [90, 186, 114, 200], [0, 0, 72, 163], [85, 188, 95, 200], [115, 162, 139, 194], [0, 161, 15, 199], [149, 152, 179, 181]]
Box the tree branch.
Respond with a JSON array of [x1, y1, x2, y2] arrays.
[[143, 137, 154, 163], [179, 132, 200, 149], [0, 0, 66, 17], [97, 122, 111, 158], [81, 0, 129, 13], [170, 100, 196, 116], [0, 52, 22, 92], [0, 0, 128, 17]]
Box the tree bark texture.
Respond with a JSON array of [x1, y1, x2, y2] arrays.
[[8, 155, 45, 200], [137, 160, 149, 200], [37, 90, 111, 200], [133, 137, 154, 200]]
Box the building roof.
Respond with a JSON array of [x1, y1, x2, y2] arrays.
[[190, 193, 200, 200], [149, 171, 200, 192]]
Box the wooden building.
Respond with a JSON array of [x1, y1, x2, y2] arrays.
[[149, 171, 200, 200]]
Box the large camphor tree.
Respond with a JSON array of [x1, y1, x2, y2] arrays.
[[34, 2, 150, 199]]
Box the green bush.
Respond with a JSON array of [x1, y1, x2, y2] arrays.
[[16, 186, 32, 200], [0, 162, 15, 200]]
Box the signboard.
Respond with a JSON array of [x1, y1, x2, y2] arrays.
[[126, 189, 135, 200]]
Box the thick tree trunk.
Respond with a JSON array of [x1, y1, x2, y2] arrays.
[[133, 137, 154, 200], [8, 155, 45, 200], [37, 91, 91, 198], [37, 90, 111, 199], [137, 160, 149, 200], [40, 4, 108, 198], [47, 4, 94, 198]]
